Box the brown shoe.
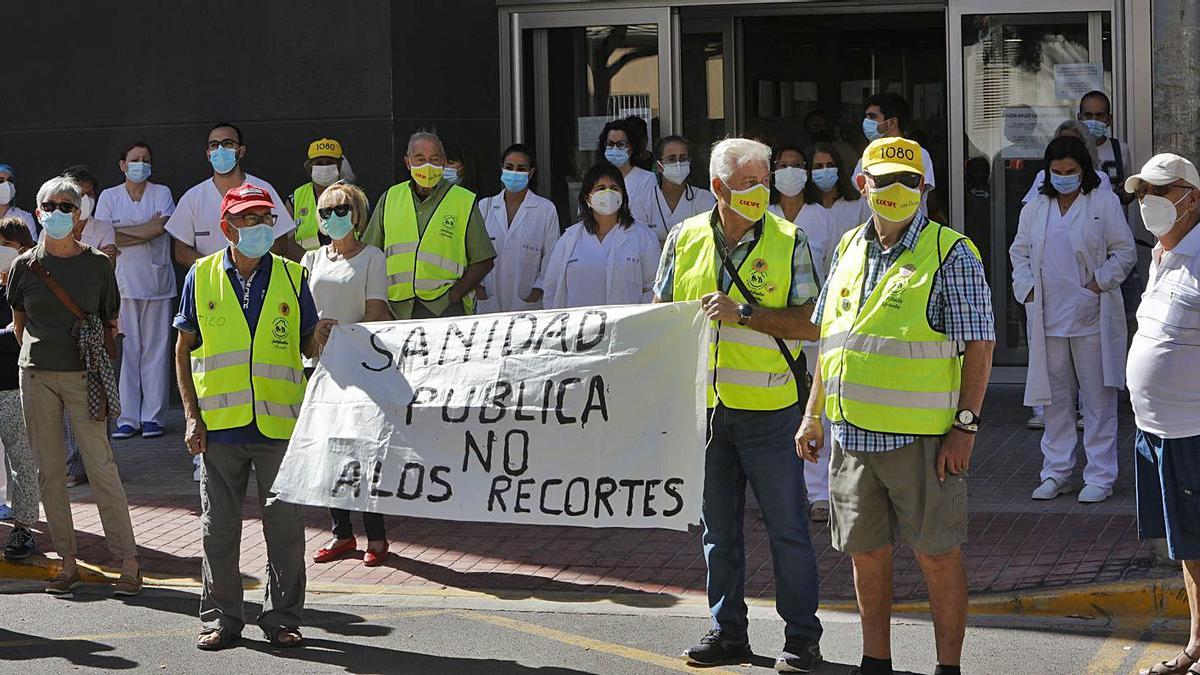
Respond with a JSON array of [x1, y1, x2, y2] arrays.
[[1142, 648, 1200, 675], [45, 569, 82, 595], [113, 571, 143, 597]]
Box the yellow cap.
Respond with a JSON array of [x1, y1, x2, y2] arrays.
[[861, 137, 923, 177], [307, 138, 343, 160]]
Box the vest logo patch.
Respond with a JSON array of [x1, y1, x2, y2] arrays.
[[439, 214, 458, 238], [279, 302, 290, 317], [207, 300, 216, 310], [300, 208, 309, 217], [272, 317, 289, 344], [752, 258, 768, 272], [748, 270, 767, 290]]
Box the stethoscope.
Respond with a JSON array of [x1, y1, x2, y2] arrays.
[[654, 176, 699, 232]]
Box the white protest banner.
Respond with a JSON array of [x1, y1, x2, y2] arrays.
[[271, 302, 709, 531]]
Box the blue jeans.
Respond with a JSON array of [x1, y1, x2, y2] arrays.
[[703, 403, 823, 642]]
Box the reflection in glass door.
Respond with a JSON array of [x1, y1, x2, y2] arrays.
[[955, 9, 1112, 367]]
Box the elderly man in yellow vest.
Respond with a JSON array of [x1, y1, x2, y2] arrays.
[[796, 137, 995, 675], [654, 137, 824, 672], [288, 137, 347, 252], [174, 183, 334, 651], [362, 130, 495, 318]]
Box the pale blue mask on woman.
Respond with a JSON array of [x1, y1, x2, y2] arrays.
[[501, 169, 530, 193], [320, 212, 355, 240], [811, 167, 840, 192], [1049, 172, 1082, 195], [40, 210, 76, 240]]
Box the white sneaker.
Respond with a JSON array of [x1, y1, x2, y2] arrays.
[[1078, 484, 1112, 503], [1027, 414, 1045, 430], [193, 465, 202, 482], [1032, 478, 1074, 500]]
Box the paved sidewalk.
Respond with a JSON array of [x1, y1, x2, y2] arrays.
[[0, 385, 1166, 602]]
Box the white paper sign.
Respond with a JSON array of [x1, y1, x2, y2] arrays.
[[577, 116, 610, 151], [272, 303, 709, 531], [1054, 63, 1104, 102]]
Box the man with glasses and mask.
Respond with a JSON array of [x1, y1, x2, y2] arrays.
[[174, 183, 331, 652], [797, 137, 994, 675], [1124, 155, 1200, 675], [363, 130, 494, 319]]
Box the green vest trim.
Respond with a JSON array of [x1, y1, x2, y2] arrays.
[[819, 221, 979, 435], [190, 251, 308, 440], [292, 183, 320, 251], [672, 211, 801, 411], [381, 181, 477, 312]]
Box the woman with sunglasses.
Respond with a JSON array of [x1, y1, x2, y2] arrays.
[[302, 181, 392, 567], [537, 163, 661, 309], [7, 177, 140, 595], [650, 135, 716, 245], [1010, 135, 1136, 505]]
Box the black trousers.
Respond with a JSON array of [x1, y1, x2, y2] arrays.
[[331, 508, 386, 541]]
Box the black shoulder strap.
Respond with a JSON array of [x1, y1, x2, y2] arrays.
[[1111, 138, 1125, 182]]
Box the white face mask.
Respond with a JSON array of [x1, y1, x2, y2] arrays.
[[660, 161, 691, 186], [774, 167, 808, 197], [0, 245, 18, 272], [79, 194, 95, 221], [0, 182, 13, 206], [1140, 189, 1194, 238], [311, 164, 340, 187], [589, 188, 624, 216]]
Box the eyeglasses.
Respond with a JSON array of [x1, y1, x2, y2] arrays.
[[228, 213, 277, 227], [207, 139, 241, 151], [40, 201, 78, 214], [1135, 183, 1191, 200], [605, 141, 630, 150], [869, 172, 922, 189], [318, 204, 352, 219], [590, 186, 620, 195]]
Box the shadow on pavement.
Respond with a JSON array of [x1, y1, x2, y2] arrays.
[[0, 628, 138, 669]]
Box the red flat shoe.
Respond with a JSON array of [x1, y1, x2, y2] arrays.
[[363, 542, 389, 567], [313, 537, 357, 563]]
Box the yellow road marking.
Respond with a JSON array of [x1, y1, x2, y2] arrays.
[[458, 610, 741, 674], [1084, 619, 1156, 674]]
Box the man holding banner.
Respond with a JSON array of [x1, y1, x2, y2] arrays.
[[655, 137, 824, 672], [174, 183, 331, 651]]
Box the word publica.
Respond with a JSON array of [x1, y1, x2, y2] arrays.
[[361, 310, 609, 372], [405, 376, 609, 427]]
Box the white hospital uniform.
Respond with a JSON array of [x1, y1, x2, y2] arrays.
[[97, 182, 177, 429], [647, 184, 717, 244], [165, 174, 296, 257], [538, 222, 661, 309], [476, 191, 560, 314]]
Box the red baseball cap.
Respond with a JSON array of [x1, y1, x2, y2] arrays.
[[220, 182, 275, 216]]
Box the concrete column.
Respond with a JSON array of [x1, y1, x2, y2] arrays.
[[1153, 1, 1200, 161]]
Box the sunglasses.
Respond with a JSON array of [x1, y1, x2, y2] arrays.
[[318, 204, 352, 219], [40, 201, 78, 214], [1134, 183, 1190, 200], [869, 172, 922, 189]]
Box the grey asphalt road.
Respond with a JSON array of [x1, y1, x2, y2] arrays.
[[0, 579, 1183, 674]]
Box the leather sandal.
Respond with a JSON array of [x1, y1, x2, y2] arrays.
[[197, 627, 240, 651], [265, 626, 303, 648], [1141, 648, 1200, 675]]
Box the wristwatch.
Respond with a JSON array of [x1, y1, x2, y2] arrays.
[[737, 303, 754, 326], [953, 409, 980, 434]]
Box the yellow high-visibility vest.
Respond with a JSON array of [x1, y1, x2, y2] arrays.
[[190, 250, 307, 440], [291, 183, 320, 251], [672, 211, 802, 411], [820, 221, 978, 435], [382, 181, 476, 312]]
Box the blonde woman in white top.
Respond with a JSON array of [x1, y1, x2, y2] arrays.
[[302, 182, 392, 568]]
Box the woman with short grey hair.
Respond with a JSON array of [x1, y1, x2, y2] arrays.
[[7, 176, 141, 596]]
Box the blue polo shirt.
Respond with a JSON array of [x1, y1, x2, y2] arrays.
[[174, 249, 318, 444]]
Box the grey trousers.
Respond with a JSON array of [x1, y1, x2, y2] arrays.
[[200, 440, 306, 634], [0, 389, 40, 525]]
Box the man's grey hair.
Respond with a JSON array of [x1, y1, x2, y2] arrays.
[[1055, 120, 1100, 165], [36, 176, 82, 209], [709, 137, 772, 184], [407, 130, 445, 157]]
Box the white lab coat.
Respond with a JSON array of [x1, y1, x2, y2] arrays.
[[647, 184, 717, 243], [538, 221, 661, 309], [1010, 189, 1136, 405], [476, 190, 561, 314]]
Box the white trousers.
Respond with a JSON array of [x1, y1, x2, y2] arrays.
[[117, 298, 173, 429], [1039, 333, 1119, 490], [802, 345, 830, 503]]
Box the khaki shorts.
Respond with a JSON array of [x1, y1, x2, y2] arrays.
[[828, 435, 968, 555]]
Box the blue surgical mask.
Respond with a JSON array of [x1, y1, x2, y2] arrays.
[[1049, 172, 1082, 195], [862, 117, 882, 141], [1082, 119, 1109, 140], [812, 167, 840, 192], [501, 169, 530, 193], [443, 166, 461, 185], [319, 212, 355, 240], [40, 210, 76, 240], [232, 223, 274, 258], [604, 147, 630, 167], [209, 146, 238, 175], [125, 161, 152, 184]]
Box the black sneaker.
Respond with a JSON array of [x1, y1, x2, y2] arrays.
[[4, 526, 36, 561], [776, 638, 822, 672], [682, 629, 752, 666]]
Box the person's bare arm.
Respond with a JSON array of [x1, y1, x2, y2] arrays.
[[448, 259, 495, 304], [275, 235, 305, 263], [701, 291, 819, 341], [173, 239, 202, 267], [176, 330, 206, 455], [12, 310, 24, 346], [364, 299, 391, 322], [936, 339, 994, 480], [794, 358, 826, 463]]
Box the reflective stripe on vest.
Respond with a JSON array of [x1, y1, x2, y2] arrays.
[[292, 183, 320, 251], [190, 251, 308, 439], [381, 181, 476, 309], [819, 222, 977, 435], [672, 211, 800, 411]]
